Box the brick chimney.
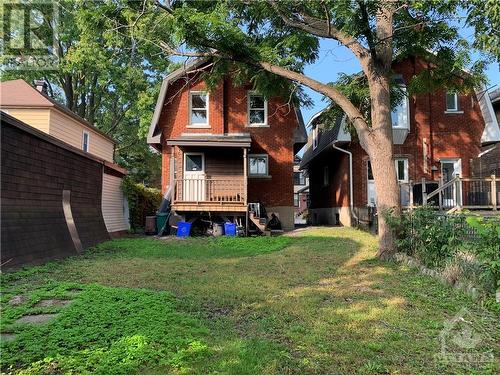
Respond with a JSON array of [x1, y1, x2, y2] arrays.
[[34, 80, 48, 94]]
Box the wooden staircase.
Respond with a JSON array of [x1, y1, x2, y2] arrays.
[[249, 211, 270, 236]]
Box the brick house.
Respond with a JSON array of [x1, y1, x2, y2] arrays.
[[300, 56, 500, 227], [147, 59, 307, 231]]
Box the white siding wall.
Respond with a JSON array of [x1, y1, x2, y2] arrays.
[[49, 109, 114, 162], [102, 173, 130, 233]]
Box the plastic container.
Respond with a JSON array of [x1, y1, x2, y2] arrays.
[[156, 213, 169, 235], [145, 216, 156, 235], [213, 223, 225, 236], [176, 221, 192, 237], [224, 222, 237, 236]]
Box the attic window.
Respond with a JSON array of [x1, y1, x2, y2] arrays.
[[248, 92, 268, 126], [189, 91, 209, 126]]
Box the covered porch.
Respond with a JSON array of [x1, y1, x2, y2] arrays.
[[166, 134, 251, 212]]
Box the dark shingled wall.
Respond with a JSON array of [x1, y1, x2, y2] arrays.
[[1, 115, 109, 267]]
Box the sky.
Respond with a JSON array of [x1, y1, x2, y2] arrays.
[[300, 38, 500, 129]]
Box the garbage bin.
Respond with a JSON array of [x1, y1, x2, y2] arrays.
[[224, 222, 237, 236], [177, 221, 192, 237], [156, 213, 170, 235]]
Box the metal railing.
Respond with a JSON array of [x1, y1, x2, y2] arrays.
[[173, 178, 246, 204]]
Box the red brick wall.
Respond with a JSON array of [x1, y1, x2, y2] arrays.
[[309, 56, 486, 208], [157, 70, 299, 207]]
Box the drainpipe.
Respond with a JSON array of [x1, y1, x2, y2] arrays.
[[332, 142, 359, 225]]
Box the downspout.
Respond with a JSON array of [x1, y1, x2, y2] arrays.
[[332, 142, 359, 225]]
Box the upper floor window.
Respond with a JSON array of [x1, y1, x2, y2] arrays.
[[82, 131, 89, 152], [249, 154, 269, 176], [367, 158, 408, 182], [189, 91, 209, 126], [446, 92, 459, 112], [248, 92, 268, 126], [312, 126, 319, 149], [391, 85, 409, 128], [294, 171, 305, 185]]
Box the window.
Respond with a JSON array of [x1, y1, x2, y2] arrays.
[[391, 85, 409, 128], [294, 172, 305, 185], [185, 153, 204, 172], [446, 92, 459, 112], [82, 131, 89, 152], [323, 166, 329, 186], [312, 126, 319, 149], [189, 91, 208, 126], [294, 193, 299, 207], [248, 92, 267, 126], [395, 158, 409, 182], [249, 154, 268, 176]]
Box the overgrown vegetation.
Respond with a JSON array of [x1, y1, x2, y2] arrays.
[[386, 207, 499, 298], [121, 177, 162, 231], [1, 228, 498, 374]]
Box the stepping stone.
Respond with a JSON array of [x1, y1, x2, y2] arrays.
[[16, 313, 58, 325], [1, 333, 16, 342], [35, 299, 72, 308], [8, 295, 27, 306]]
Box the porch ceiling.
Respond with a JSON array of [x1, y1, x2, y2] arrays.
[[166, 134, 251, 148]]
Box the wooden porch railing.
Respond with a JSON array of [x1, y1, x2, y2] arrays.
[[173, 178, 246, 204], [401, 174, 498, 211]]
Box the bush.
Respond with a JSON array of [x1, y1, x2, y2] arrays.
[[122, 177, 162, 231]]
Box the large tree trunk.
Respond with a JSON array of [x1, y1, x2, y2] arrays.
[[365, 73, 401, 259]]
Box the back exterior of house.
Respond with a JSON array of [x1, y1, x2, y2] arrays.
[[148, 59, 307, 231], [300, 56, 500, 227]]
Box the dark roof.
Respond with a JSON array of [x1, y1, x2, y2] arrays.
[[0, 79, 116, 144], [300, 116, 343, 170], [166, 133, 252, 148], [1, 111, 126, 175]]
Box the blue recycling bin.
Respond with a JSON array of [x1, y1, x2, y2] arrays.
[[224, 222, 237, 236], [177, 221, 192, 237]]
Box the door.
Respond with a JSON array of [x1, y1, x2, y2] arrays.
[[441, 159, 461, 207], [183, 153, 205, 201]]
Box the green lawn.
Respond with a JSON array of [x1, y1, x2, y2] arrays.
[[1, 227, 498, 374]]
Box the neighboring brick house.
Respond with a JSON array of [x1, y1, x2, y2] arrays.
[[0, 79, 129, 236], [293, 156, 309, 224], [300, 56, 500, 226], [147, 59, 307, 231]]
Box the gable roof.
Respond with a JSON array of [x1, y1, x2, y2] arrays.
[[300, 113, 344, 170], [0, 79, 116, 144]]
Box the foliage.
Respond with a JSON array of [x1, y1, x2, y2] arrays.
[[1, 0, 169, 185], [385, 206, 467, 268], [465, 216, 500, 291], [121, 176, 162, 231], [1, 228, 498, 374], [0, 283, 210, 374], [463, 0, 500, 61]]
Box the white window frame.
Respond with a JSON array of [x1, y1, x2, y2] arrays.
[[445, 92, 462, 113], [391, 85, 410, 129], [323, 166, 329, 186], [82, 130, 90, 152], [188, 91, 210, 128], [248, 154, 269, 177], [294, 193, 299, 207], [184, 152, 205, 173], [247, 91, 268, 127], [312, 126, 319, 150]]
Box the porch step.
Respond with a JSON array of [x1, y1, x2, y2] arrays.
[[249, 212, 267, 233]]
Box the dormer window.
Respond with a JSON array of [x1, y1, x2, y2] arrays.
[[247, 92, 268, 126], [189, 91, 209, 127], [446, 92, 459, 112]]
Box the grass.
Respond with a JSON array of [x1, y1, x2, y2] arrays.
[[1, 227, 498, 374]]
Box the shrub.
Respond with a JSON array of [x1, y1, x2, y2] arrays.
[[122, 177, 162, 231], [465, 216, 500, 292]]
